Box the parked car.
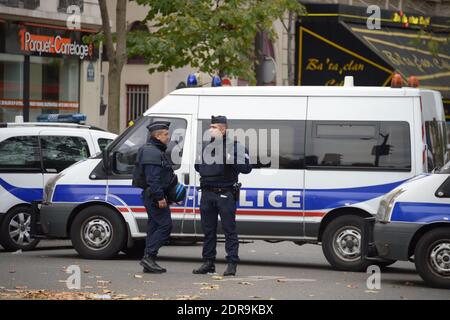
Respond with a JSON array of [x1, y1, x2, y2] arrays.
[[0, 122, 117, 252], [364, 162, 450, 288]]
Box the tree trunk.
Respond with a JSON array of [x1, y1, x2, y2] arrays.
[[107, 64, 121, 133], [99, 0, 127, 134], [287, 11, 296, 86]]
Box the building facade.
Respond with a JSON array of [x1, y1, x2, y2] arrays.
[[0, 0, 102, 124]]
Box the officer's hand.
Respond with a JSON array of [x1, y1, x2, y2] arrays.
[[158, 199, 168, 208]]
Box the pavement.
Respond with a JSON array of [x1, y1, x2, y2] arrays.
[[1, 239, 449, 300]]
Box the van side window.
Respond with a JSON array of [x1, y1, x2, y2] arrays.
[[113, 117, 187, 175], [98, 138, 113, 152], [305, 121, 411, 171], [40, 136, 91, 173], [0, 136, 41, 172], [198, 120, 305, 170]]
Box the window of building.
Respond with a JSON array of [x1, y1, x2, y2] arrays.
[[198, 119, 306, 170], [40, 136, 90, 173], [0, 0, 40, 10], [0, 53, 24, 122], [58, 0, 83, 13], [305, 121, 411, 171], [113, 117, 187, 175], [0, 136, 41, 172], [126, 85, 149, 127]]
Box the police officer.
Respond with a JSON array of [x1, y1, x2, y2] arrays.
[[193, 116, 252, 276], [138, 121, 175, 274]]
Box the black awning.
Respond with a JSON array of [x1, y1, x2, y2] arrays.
[[296, 4, 450, 120], [346, 23, 450, 99]]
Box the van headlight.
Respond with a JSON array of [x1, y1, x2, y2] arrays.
[[376, 188, 405, 223], [43, 172, 66, 204]]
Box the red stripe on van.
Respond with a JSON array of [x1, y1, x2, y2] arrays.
[[119, 207, 325, 218]]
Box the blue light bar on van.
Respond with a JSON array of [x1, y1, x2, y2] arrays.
[[211, 76, 222, 87], [187, 74, 198, 87], [37, 114, 87, 124]]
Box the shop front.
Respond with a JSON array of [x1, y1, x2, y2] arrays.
[[296, 4, 450, 121], [0, 20, 98, 122]]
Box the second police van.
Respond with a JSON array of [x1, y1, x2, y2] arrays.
[[37, 82, 448, 271]]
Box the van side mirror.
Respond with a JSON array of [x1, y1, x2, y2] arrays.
[[102, 148, 110, 172]]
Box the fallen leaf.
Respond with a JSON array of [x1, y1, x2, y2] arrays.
[[83, 269, 91, 274], [249, 295, 262, 299], [365, 290, 379, 294], [346, 284, 358, 289], [404, 282, 414, 286], [211, 275, 224, 280], [9, 270, 16, 274], [134, 274, 143, 279], [238, 281, 254, 286], [97, 280, 111, 285]]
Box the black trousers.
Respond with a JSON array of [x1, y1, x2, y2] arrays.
[[200, 190, 239, 263], [142, 196, 172, 258]]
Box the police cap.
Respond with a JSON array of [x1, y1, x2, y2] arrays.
[[147, 121, 170, 133], [211, 115, 227, 125]]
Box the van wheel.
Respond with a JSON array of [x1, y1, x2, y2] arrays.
[[415, 228, 450, 289], [70, 206, 126, 260], [0, 206, 40, 252], [322, 215, 371, 272]]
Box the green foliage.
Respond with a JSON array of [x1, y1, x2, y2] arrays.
[[128, 0, 305, 83]]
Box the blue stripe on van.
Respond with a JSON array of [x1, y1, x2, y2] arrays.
[[391, 202, 450, 223], [0, 178, 42, 203], [50, 180, 406, 211]]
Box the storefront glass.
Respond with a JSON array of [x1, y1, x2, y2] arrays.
[[0, 53, 24, 122], [29, 56, 79, 121]]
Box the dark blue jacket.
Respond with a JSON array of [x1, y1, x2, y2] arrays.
[[139, 137, 175, 201], [195, 135, 252, 188]]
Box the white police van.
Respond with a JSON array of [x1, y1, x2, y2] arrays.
[[0, 122, 117, 251], [38, 83, 448, 271], [365, 162, 450, 288]]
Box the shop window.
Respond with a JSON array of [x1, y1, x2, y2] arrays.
[[40, 136, 90, 173], [0, 53, 24, 122], [58, 0, 83, 13], [126, 85, 149, 127], [29, 56, 80, 121], [0, 136, 41, 172]]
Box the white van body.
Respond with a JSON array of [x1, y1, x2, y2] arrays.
[[39, 86, 448, 270], [0, 123, 117, 251]]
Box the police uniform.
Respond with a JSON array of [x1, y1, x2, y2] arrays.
[[193, 116, 252, 276], [138, 121, 175, 274]]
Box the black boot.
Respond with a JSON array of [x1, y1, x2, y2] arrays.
[[140, 256, 166, 273], [223, 263, 237, 276], [192, 261, 216, 274]]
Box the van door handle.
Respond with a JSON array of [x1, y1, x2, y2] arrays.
[[183, 173, 190, 185]]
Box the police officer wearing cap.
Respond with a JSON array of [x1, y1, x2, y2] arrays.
[[193, 116, 252, 276], [138, 121, 175, 274]]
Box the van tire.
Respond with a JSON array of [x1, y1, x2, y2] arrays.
[[414, 228, 450, 289], [70, 206, 126, 260], [0, 206, 40, 252], [322, 215, 371, 272]]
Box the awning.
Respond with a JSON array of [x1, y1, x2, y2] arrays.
[[296, 3, 450, 120], [346, 23, 450, 97]]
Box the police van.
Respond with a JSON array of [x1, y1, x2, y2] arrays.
[[365, 162, 450, 288], [37, 83, 448, 271], [0, 122, 117, 251]]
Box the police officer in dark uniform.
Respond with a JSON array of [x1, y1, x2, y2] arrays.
[[193, 116, 252, 276], [138, 121, 175, 274]]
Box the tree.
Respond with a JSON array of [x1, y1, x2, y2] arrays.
[[98, 0, 127, 134], [129, 0, 305, 84]]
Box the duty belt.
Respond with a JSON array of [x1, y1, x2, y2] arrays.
[[201, 186, 233, 194]]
